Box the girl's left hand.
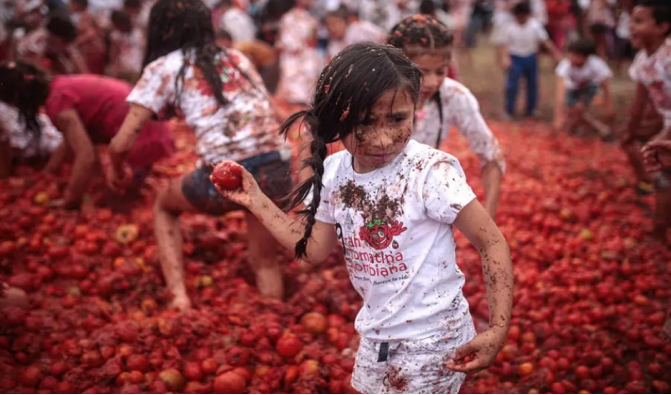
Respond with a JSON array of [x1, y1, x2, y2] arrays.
[[445, 327, 507, 374]]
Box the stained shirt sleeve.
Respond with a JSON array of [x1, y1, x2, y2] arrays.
[[126, 56, 176, 116], [423, 154, 477, 225]]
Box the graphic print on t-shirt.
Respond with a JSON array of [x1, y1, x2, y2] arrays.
[[359, 219, 407, 250], [334, 179, 411, 283]]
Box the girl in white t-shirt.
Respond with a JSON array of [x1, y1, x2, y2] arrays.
[[108, 0, 292, 310], [388, 15, 505, 219], [213, 42, 513, 394], [553, 38, 613, 137]]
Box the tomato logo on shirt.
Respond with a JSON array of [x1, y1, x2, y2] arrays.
[[359, 219, 407, 250]]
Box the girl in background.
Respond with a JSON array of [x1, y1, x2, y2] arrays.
[[109, 0, 292, 310], [389, 15, 505, 218]]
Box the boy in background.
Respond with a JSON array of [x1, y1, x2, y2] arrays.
[[554, 38, 613, 138], [496, 2, 561, 119]]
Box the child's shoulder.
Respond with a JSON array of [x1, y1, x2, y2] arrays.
[[143, 49, 184, 73], [404, 140, 463, 174]]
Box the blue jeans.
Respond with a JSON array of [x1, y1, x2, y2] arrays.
[[505, 54, 539, 116]]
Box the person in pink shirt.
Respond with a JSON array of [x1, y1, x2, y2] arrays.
[[0, 61, 174, 209]]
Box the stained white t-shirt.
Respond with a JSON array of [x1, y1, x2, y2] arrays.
[[313, 139, 476, 341], [0, 102, 62, 158], [494, 18, 548, 57], [629, 39, 671, 129], [414, 78, 506, 173], [127, 49, 286, 165], [555, 55, 613, 90]]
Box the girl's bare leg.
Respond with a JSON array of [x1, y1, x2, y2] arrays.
[[245, 211, 284, 299], [154, 176, 197, 310]]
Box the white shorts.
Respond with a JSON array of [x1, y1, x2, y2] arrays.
[[351, 323, 477, 394]]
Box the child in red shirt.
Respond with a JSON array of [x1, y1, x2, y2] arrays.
[[0, 61, 174, 209]]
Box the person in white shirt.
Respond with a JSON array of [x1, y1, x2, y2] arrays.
[[586, 0, 615, 59], [324, 6, 387, 60], [0, 100, 63, 177], [494, 2, 561, 117], [275, 0, 321, 104], [553, 38, 613, 137], [109, 0, 292, 310], [214, 0, 257, 43], [108, 10, 145, 82], [212, 42, 513, 394], [388, 14, 505, 219], [359, 0, 403, 31], [622, 0, 671, 242]]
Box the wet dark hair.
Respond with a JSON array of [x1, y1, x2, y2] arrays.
[[512, 2, 532, 16], [388, 15, 454, 58], [46, 13, 77, 42], [637, 0, 671, 36], [144, 0, 229, 108], [280, 43, 422, 258], [0, 61, 50, 149], [567, 38, 596, 57]]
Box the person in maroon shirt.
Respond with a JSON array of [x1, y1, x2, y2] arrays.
[[0, 61, 174, 209]]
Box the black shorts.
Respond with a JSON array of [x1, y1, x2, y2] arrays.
[[182, 150, 293, 216]]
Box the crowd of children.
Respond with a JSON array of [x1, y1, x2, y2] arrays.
[[0, 0, 670, 392]]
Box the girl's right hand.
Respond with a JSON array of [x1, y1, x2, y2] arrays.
[[209, 162, 262, 209]]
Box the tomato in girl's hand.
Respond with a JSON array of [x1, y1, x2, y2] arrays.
[[211, 162, 243, 190]]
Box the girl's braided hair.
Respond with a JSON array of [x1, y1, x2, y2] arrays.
[[388, 14, 454, 58]]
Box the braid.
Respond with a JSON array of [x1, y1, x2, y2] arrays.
[[279, 111, 327, 259], [388, 15, 454, 56]]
